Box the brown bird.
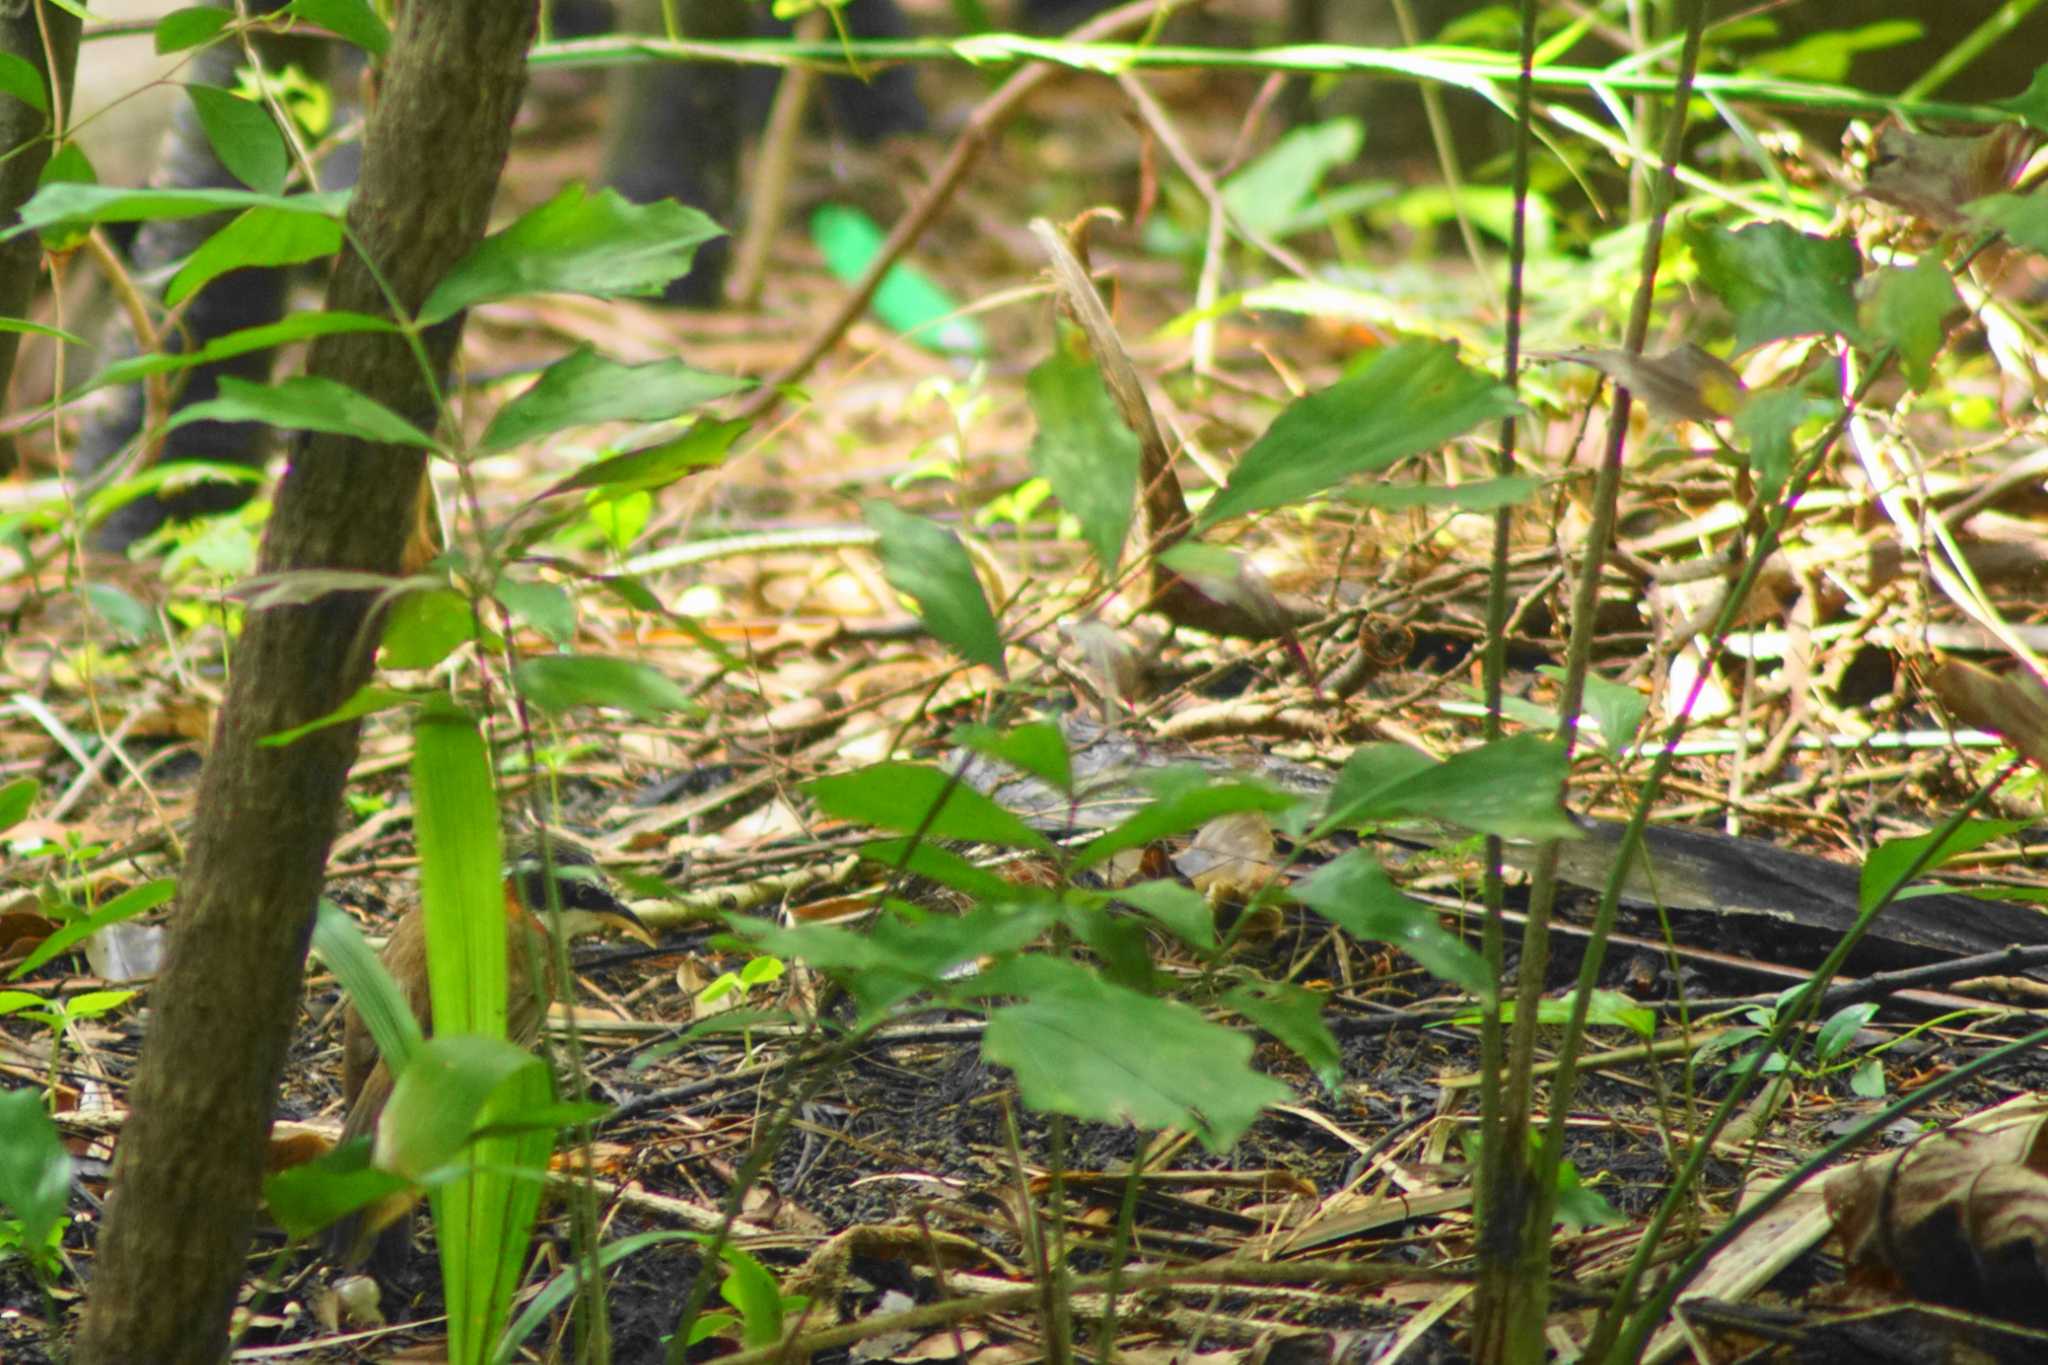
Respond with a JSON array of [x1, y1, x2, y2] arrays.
[[328, 832, 653, 1266]]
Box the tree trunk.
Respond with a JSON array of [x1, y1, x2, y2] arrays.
[[72, 2, 536, 1361], [0, 0, 79, 475]]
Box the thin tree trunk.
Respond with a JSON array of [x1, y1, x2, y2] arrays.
[[0, 0, 79, 474], [73, 2, 536, 1360]]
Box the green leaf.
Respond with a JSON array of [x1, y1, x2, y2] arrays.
[[1994, 68, 2048, 135], [952, 720, 1071, 794], [810, 203, 986, 356], [376, 1035, 546, 1181], [420, 183, 724, 326], [1025, 340, 1140, 573], [1537, 665, 1645, 757], [1732, 389, 1835, 501], [1745, 19, 1921, 82], [539, 417, 745, 501], [1074, 773, 1300, 873], [515, 654, 700, 721], [166, 206, 343, 307], [1815, 1000, 1878, 1063], [260, 684, 416, 747], [0, 777, 37, 833], [72, 312, 397, 402], [0, 52, 47, 112], [1685, 221, 1863, 353], [863, 501, 1004, 672], [312, 900, 422, 1094], [0, 1088, 73, 1255], [167, 375, 435, 447], [1553, 1160, 1623, 1231], [1859, 255, 1959, 390], [718, 1245, 791, 1347], [1225, 980, 1341, 1092], [1322, 735, 1578, 842], [286, 0, 390, 56], [808, 763, 1049, 851], [185, 83, 289, 196], [155, 6, 233, 53], [1221, 118, 1363, 238], [1113, 880, 1219, 954], [262, 1138, 410, 1240], [1860, 818, 2025, 915], [379, 589, 478, 671], [5, 182, 349, 238], [981, 961, 1291, 1151], [82, 581, 158, 644], [1198, 343, 1518, 528], [859, 838, 1021, 903], [1850, 1057, 1886, 1098], [10, 879, 176, 981], [480, 346, 750, 452], [1296, 851, 1491, 997], [493, 578, 576, 647]]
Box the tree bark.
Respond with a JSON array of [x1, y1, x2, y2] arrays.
[[0, 0, 79, 475], [73, 2, 536, 1361]]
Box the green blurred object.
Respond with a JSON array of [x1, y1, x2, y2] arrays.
[[810, 204, 987, 356]]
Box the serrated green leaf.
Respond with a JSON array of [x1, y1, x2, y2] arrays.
[[1685, 220, 1862, 353], [1860, 255, 1959, 390]]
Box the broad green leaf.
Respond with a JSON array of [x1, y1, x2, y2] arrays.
[[420, 183, 724, 325], [1733, 389, 1835, 501], [376, 1036, 545, 1181], [734, 899, 1061, 1017], [1025, 340, 1139, 574], [379, 588, 478, 671], [952, 720, 1071, 794], [1225, 980, 1341, 1092], [1322, 734, 1578, 842], [168, 375, 435, 447], [155, 6, 232, 53], [1221, 118, 1363, 238], [5, 182, 348, 239], [981, 960, 1291, 1151], [1860, 255, 1959, 389], [10, 879, 176, 981], [186, 83, 289, 196], [864, 501, 1004, 672], [515, 654, 699, 721], [166, 207, 343, 306], [859, 838, 1021, 903], [1860, 819, 2025, 915], [811, 203, 986, 356], [82, 581, 158, 644], [719, 1245, 793, 1347], [1685, 221, 1863, 353], [1745, 19, 1920, 81], [481, 346, 750, 452], [1297, 851, 1490, 997], [1112, 880, 1219, 954], [262, 1138, 410, 1240], [0, 53, 46, 112], [0, 1089, 73, 1254], [808, 762, 1049, 850], [1537, 666, 1646, 758], [1198, 343, 1518, 528], [286, 0, 390, 56], [539, 417, 745, 501], [73, 311, 397, 401], [1995, 69, 2048, 135], [0, 777, 37, 832], [1815, 1000, 1879, 1063], [1073, 775, 1299, 873], [494, 578, 575, 647], [260, 684, 416, 747]]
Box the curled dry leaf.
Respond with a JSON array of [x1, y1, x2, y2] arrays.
[[1860, 118, 2038, 231], [1824, 1097, 2048, 1324]]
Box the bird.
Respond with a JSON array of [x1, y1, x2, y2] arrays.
[[327, 831, 653, 1266]]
